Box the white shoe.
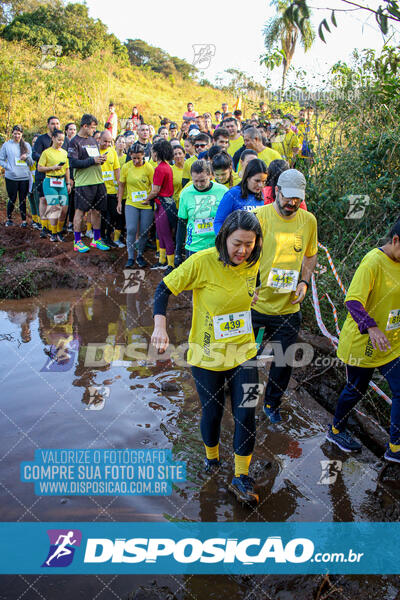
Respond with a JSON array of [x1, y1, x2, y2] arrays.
[[85, 229, 94, 238], [114, 239, 125, 248]]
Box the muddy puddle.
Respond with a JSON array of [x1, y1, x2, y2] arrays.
[[0, 273, 399, 599]]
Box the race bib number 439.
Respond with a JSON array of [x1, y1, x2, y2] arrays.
[[213, 311, 252, 339], [267, 268, 299, 293], [386, 309, 400, 331]]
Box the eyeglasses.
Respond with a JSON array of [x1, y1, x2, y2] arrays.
[[195, 143, 207, 149]]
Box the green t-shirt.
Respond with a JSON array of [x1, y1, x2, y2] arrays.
[[67, 135, 103, 188], [178, 182, 227, 252]]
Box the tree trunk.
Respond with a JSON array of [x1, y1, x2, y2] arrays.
[[280, 58, 290, 100]]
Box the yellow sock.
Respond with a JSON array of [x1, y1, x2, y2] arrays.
[[156, 239, 160, 252], [167, 253, 174, 267], [204, 444, 219, 460], [234, 453, 252, 477], [390, 443, 400, 452], [332, 426, 340, 434], [86, 222, 92, 232], [114, 229, 121, 242], [159, 248, 166, 264], [41, 218, 48, 229], [51, 223, 57, 234], [33, 215, 38, 223], [57, 221, 63, 233]]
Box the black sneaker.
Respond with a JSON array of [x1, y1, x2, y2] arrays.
[[229, 474, 259, 506], [49, 233, 58, 242], [326, 427, 362, 452], [20, 221, 27, 228], [56, 232, 65, 242], [5, 219, 14, 227], [136, 255, 148, 268], [32, 222, 40, 230], [67, 223, 74, 232], [104, 238, 118, 248], [125, 259, 135, 268], [164, 265, 174, 275], [204, 458, 220, 474], [150, 262, 168, 270], [40, 229, 47, 239]]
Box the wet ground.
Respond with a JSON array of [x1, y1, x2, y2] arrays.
[[1, 268, 400, 599]]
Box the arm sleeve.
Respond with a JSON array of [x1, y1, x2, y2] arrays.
[[153, 281, 172, 316], [345, 300, 377, 334], [153, 164, 165, 187], [32, 138, 43, 163], [67, 140, 95, 169], [175, 218, 187, 263], [214, 190, 234, 235], [181, 177, 190, 188]]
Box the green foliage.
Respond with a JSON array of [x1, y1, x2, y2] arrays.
[[124, 38, 196, 80], [0, 0, 60, 25], [1, 2, 129, 60]]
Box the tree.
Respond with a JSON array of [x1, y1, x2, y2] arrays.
[[283, 0, 400, 41], [124, 38, 196, 79], [0, 0, 61, 25], [261, 0, 315, 97]]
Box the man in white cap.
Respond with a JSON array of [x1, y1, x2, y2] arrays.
[[252, 169, 318, 423]]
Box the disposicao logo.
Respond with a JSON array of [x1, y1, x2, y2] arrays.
[[42, 529, 82, 567]]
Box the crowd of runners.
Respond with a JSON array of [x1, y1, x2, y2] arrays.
[[1, 100, 399, 506]]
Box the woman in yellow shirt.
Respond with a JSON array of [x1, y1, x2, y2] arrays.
[[38, 129, 71, 242], [212, 151, 241, 189], [327, 219, 400, 461], [151, 210, 263, 506], [117, 142, 154, 269]]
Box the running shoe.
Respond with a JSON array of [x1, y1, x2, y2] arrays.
[[85, 229, 94, 238], [114, 240, 125, 248], [150, 261, 168, 270], [229, 475, 259, 505], [90, 238, 110, 251], [104, 238, 118, 249], [20, 221, 27, 228], [32, 222, 41, 230], [204, 458, 220, 474], [136, 255, 147, 268], [40, 228, 48, 239], [67, 223, 74, 232], [384, 445, 400, 463], [5, 219, 14, 227], [74, 240, 90, 253], [49, 233, 57, 242], [125, 259, 135, 268], [263, 404, 282, 424], [326, 427, 361, 452], [56, 233, 65, 242]]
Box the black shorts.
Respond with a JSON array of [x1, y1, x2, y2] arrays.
[[34, 180, 44, 198], [74, 183, 107, 213]]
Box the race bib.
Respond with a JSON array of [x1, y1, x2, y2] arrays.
[[49, 177, 63, 188], [386, 309, 400, 331], [267, 268, 299, 293], [194, 218, 215, 234], [85, 146, 99, 158], [213, 310, 252, 339], [132, 191, 147, 202], [102, 170, 113, 181], [15, 158, 26, 166]]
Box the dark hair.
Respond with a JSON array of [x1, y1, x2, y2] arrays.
[[215, 210, 263, 268], [213, 127, 229, 141], [173, 144, 185, 154], [64, 122, 75, 133], [47, 115, 59, 124], [208, 145, 224, 162], [12, 125, 28, 156], [239, 149, 257, 163], [240, 158, 267, 199], [266, 159, 289, 198], [129, 142, 145, 154], [104, 121, 111, 129], [388, 218, 400, 241], [212, 151, 233, 172], [109, 102, 114, 107], [94, 130, 101, 137], [191, 159, 211, 176], [234, 110, 242, 117], [194, 133, 211, 144], [158, 126, 169, 134], [152, 140, 173, 162], [222, 117, 238, 127], [80, 113, 98, 127], [51, 128, 64, 138]]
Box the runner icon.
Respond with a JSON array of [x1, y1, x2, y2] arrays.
[[45, 531, 77, 566]]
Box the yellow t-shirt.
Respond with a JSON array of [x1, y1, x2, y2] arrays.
[[38, 147, 69, 177], [182, 155, 197, 182], [253, 203, 318, 315], [278, 131, 300, 161], [227, 136, 244, 158], [171, 164, 184, 207], [148, 158, 158, 169], [120, 161, 154, 209], [163, 246, 259, 371], [100, 147, 120, 195], [258, 146, 282, 168], [337, 248, 400, 368], [212, 171, 242, 189]]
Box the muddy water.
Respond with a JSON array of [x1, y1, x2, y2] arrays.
[[0, 272, 399, 599]]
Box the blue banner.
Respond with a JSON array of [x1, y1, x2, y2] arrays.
[[0, 522, 398, 574]]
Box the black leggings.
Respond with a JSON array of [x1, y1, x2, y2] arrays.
[[101, 194, 124, 238], [5, 178, 29, 221], [191, 360, 260, 456]]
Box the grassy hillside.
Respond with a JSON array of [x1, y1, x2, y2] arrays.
[[0, 39, 235, 138]]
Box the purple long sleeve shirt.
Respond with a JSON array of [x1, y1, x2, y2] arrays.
[[345, 300, 377, 334]]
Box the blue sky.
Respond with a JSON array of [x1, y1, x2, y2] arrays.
[[83, 0, 397, 88]]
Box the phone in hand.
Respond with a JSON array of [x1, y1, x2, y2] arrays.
[[58, 162, 66, 166]]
